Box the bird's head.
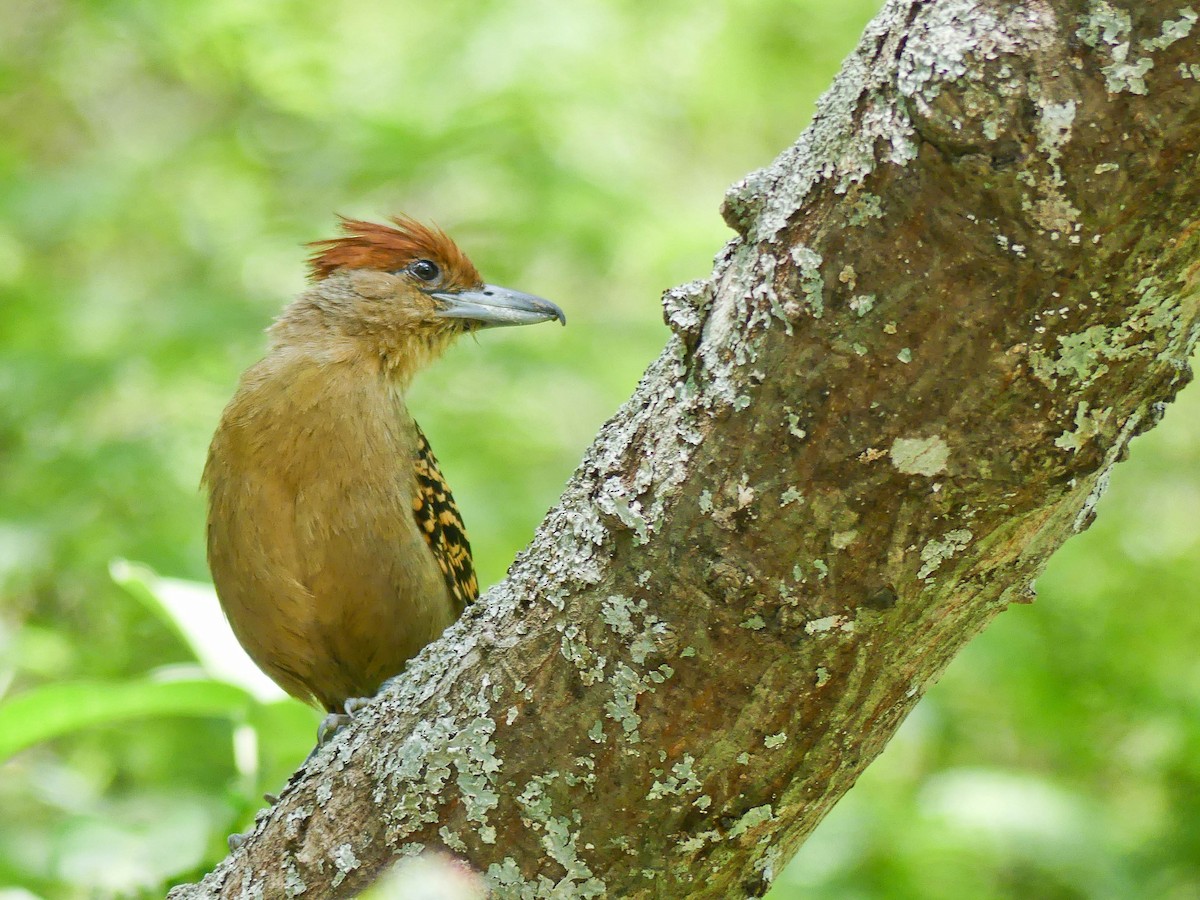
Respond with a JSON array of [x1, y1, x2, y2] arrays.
[[277, 215, 564, 379]]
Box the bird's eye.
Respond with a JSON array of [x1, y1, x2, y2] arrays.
[[408, 259, 440, 282]]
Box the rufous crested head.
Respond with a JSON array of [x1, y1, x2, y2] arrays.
[[307, 215, 482, 290]]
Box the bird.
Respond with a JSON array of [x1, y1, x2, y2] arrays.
[[202, 215, 565, 740]]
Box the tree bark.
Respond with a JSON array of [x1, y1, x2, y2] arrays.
[[171, 1, 1200, 897]]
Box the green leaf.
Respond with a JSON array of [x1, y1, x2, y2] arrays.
[[109, 559, 288, 702], [0, 678, 254, 762]]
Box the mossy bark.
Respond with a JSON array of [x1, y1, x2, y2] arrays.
[[171, 1, 1200, 897]]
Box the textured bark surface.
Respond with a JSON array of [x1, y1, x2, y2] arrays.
[[171, 1, 1200, 897]]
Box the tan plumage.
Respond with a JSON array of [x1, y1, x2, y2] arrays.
[[203, 216, 563, 716]]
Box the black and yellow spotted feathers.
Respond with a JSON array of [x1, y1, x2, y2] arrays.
[[411, 422, 479, 611]]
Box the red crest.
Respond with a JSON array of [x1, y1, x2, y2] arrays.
[[307, 216, 482, 289]]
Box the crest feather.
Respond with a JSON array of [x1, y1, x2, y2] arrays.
[[307, 215, 482, 288]]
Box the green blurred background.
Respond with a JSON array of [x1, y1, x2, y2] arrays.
[[1, 1, 1197, 897]]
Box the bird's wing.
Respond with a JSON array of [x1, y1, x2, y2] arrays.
[[411, 421, 479, 610]]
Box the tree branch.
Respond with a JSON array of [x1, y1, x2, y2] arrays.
[[171, 1, 1200, 896]]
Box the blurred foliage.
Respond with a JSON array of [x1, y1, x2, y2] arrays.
[[0, 0, 1196, 897]]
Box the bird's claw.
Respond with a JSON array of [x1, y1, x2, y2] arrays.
[[316, 712, 352, 745], [315, 697, 373, 745], [344, 696, 372, 716]]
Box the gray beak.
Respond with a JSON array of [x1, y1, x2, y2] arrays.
[[431, 284, 566, 329]]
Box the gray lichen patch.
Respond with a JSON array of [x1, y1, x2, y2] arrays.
[[804, 614, 855, 636], [847, 191, 884, 225], [595, 491, 649, 545], [563, 756, 597, 791], [849, 293, 876, 317], [601, 593, 669, 665], [918, 529, 974, 581], [1073, 407, 1147, 532], [1029, 323, 1124, 387], [1054, 401, 1112, 452], [831, 530, 859, 549], [646, 754, 703, 801], [514, 773, 558, 827], [896, 2, 1040, 108], [1076, 2, 1143, 90], [1031, 276, 1191, 390], [439, 826, 468, 854], [1028, 98, 1082, 233], [1035, 101, 1076, 159], [699, 244, 772, 406], [785, 409, 808, 440], [789, 244, 825, 319], [727, 804, 775, 840], [753, 254, 794, 335], [708, 475, 758, 531], [329, 843, 361, 889], [451, 697, 503, 826], [600, 594, 637, 637], [363, 674, 504, 855], [604, 663, 646, 744], [661, 279, 713, 341], [678, 829, 723, 855], [754, 844, 785, 889], [512, 775, 606, 898], [889, 435, 950, 476], [284, 805, 313, 841], [1075, 1, 1194, 94], [560, 623, 606, 686], [283, 859, 306, 898], [1141, 8, 1198, 51]]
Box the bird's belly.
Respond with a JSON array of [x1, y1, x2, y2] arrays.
[[209, 470, 457, 712], [306, 520, 456, 709]]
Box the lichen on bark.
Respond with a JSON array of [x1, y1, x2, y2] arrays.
[[170, 1, 1200, 897]]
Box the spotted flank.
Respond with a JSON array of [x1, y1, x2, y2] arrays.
[[412, 422, 479, 610]]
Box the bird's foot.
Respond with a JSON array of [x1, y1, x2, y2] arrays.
[[315, 697, 373, 745], [344, 696, 372, 716], [316, 712, 352, 745]]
